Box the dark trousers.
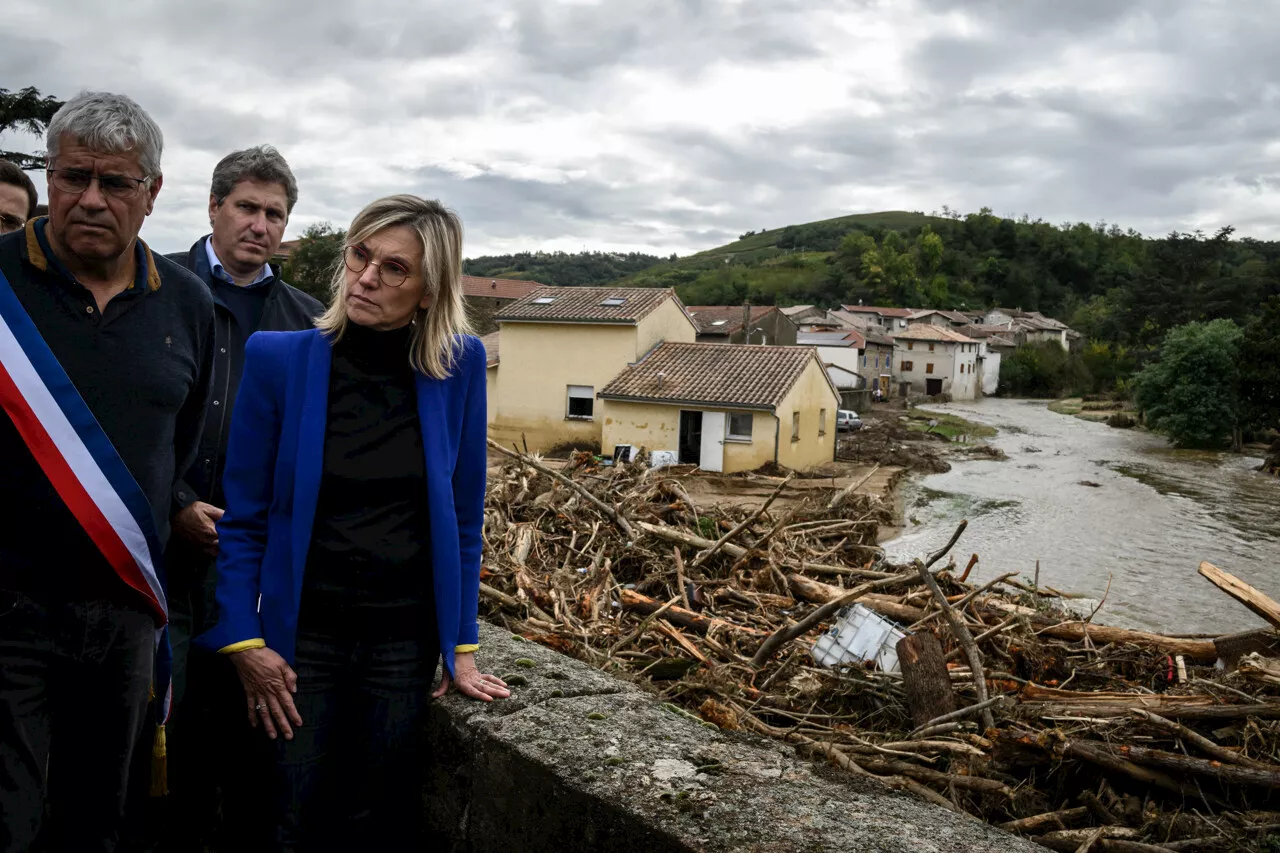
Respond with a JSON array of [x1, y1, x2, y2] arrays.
[[123, 551, 274, 852], [0, 590, 155, 853], [276, 626, 439, 851]]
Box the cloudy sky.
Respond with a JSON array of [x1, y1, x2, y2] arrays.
[[4, 0, 1279, 257]]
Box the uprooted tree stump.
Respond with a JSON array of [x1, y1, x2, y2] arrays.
[[897, 632, 956, 728]]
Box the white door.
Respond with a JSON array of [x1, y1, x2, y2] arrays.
[[700, 412, 725, 473]]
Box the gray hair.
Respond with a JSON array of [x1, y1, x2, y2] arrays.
[[210, 145, 299, 214], [46, 91, 164, 177]]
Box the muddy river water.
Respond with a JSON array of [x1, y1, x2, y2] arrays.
[[883, 398, 1280, 635]]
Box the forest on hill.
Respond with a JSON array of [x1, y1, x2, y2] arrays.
[[462, 250, 668, 287]]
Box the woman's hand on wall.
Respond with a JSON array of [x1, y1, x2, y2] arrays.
[[432, 652, 510, 702], [230, 646, 304, 739]]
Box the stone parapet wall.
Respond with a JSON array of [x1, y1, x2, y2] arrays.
[[424, 623, 1041, 853]]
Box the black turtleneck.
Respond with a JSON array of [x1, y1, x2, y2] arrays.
[[299, 322, 434, 638]]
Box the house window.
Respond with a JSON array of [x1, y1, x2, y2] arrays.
[[533, 296, 556, 304], [599, 297, 626, 306], [791, 411, 800, 441], [861, 354, 867, 366], [926, 363, 934, 374], [928, 343, 935, 352], [566, 385, 594, 419], [886, 354, 892, 369], [819, 408, 827, 435], [907, 341, 914, 350], [727, 412, 753, 441], [901, 360, 914, 371], [875, 355, 880, 369]]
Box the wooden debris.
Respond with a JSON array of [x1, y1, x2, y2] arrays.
[[478, 444, 1280, 851], [897, 632, 956, 728], [1200, 561, 1280, 630]]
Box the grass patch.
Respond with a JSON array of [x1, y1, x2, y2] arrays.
[[904, 411, 997, 440], [1048, 398, 1083, 415]]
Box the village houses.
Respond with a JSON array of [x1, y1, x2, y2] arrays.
[[892, 325, 981, 400], [685, 305, 798, 346], [463, 275, 548, 334], [796, 327, 895, 400], [486, 287, 840, 473]]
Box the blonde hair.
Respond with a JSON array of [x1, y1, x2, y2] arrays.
[[316, 195, 473, 379]]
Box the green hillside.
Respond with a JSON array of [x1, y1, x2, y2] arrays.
[[618, 209, 956, 307]]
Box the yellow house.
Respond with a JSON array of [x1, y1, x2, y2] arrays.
[[479, 331, 500, 425], [598, 342, 841, 473], [489, 286, 697, 451]]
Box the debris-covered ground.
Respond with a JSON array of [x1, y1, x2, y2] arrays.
[[481, 440, 1280, 852]]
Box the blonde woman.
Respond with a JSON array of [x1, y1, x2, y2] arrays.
[[197, 195, 508, 848]]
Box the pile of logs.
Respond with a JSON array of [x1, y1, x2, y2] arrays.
[[480, 441, 1280, 851]]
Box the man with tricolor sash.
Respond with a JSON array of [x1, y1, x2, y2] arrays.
[[0, 91, 214, 852]]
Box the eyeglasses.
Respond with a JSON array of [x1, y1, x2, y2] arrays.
[[47, 169, 151, 200], [344, 244, 411, 288], [0, 214, 24, 233]]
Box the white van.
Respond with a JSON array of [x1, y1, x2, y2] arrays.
[[836, 410, 863, 432]]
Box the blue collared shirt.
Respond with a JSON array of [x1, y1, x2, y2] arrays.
[[202, 236, 275, 338]]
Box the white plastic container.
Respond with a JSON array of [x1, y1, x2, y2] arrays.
[[809, 603, 908, 673]]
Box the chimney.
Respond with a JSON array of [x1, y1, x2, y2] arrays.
[[656, 371, 665, 392]]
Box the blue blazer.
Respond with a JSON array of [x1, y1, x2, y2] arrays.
[[194, 328, 487, 677]]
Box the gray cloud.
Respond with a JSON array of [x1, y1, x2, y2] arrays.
[[5, 0, 1279, 256]]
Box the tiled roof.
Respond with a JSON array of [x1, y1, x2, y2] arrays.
[[862, 330, 895, 347], [798, 330, 864, 348], [987, 335, 1017, 348], [778, 304, 815, 316], [840, 305, 915, 318], [600, 342, 825, 409], [957, 324, 1014, 339], [494, 286, 679, 324], [686, 305, 777, 334], [826, 309, 877, 328], [479, 331, 500, 366], [909, 309, 971, 324], [893, 325, 977, 344], [462, 275, 546, 300]]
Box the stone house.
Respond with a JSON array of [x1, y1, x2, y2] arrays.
[[838, 305, 914, 333]]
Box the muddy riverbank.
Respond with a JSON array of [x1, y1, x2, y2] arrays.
[[882, 398, 1280, 635]]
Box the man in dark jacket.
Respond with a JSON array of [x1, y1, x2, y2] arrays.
[[146, 145, 323, 850], [0, 90, 215, 852]]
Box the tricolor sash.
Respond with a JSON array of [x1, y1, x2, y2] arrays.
[[0, 265, 172, 723]]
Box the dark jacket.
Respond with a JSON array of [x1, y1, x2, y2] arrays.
[[0, 221, 214, 609], [167, 236, 323, 511]]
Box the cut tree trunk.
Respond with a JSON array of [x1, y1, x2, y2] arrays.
[[896, 633, 956, 728]]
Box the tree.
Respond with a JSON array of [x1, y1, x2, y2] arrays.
[[1, 87, 63, 169], [1238, 296, 1280, 436], [282, 223, 345, 302], [1133, 319, 1245, 449]]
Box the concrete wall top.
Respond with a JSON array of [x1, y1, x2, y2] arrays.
[[425, 623, 1042, 853]]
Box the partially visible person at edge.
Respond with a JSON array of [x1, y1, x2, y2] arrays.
[[0, 159, 39, 234], [0, 91, 214, 852], [196, 194, 509, 849], [123, 145, 323, 852]]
